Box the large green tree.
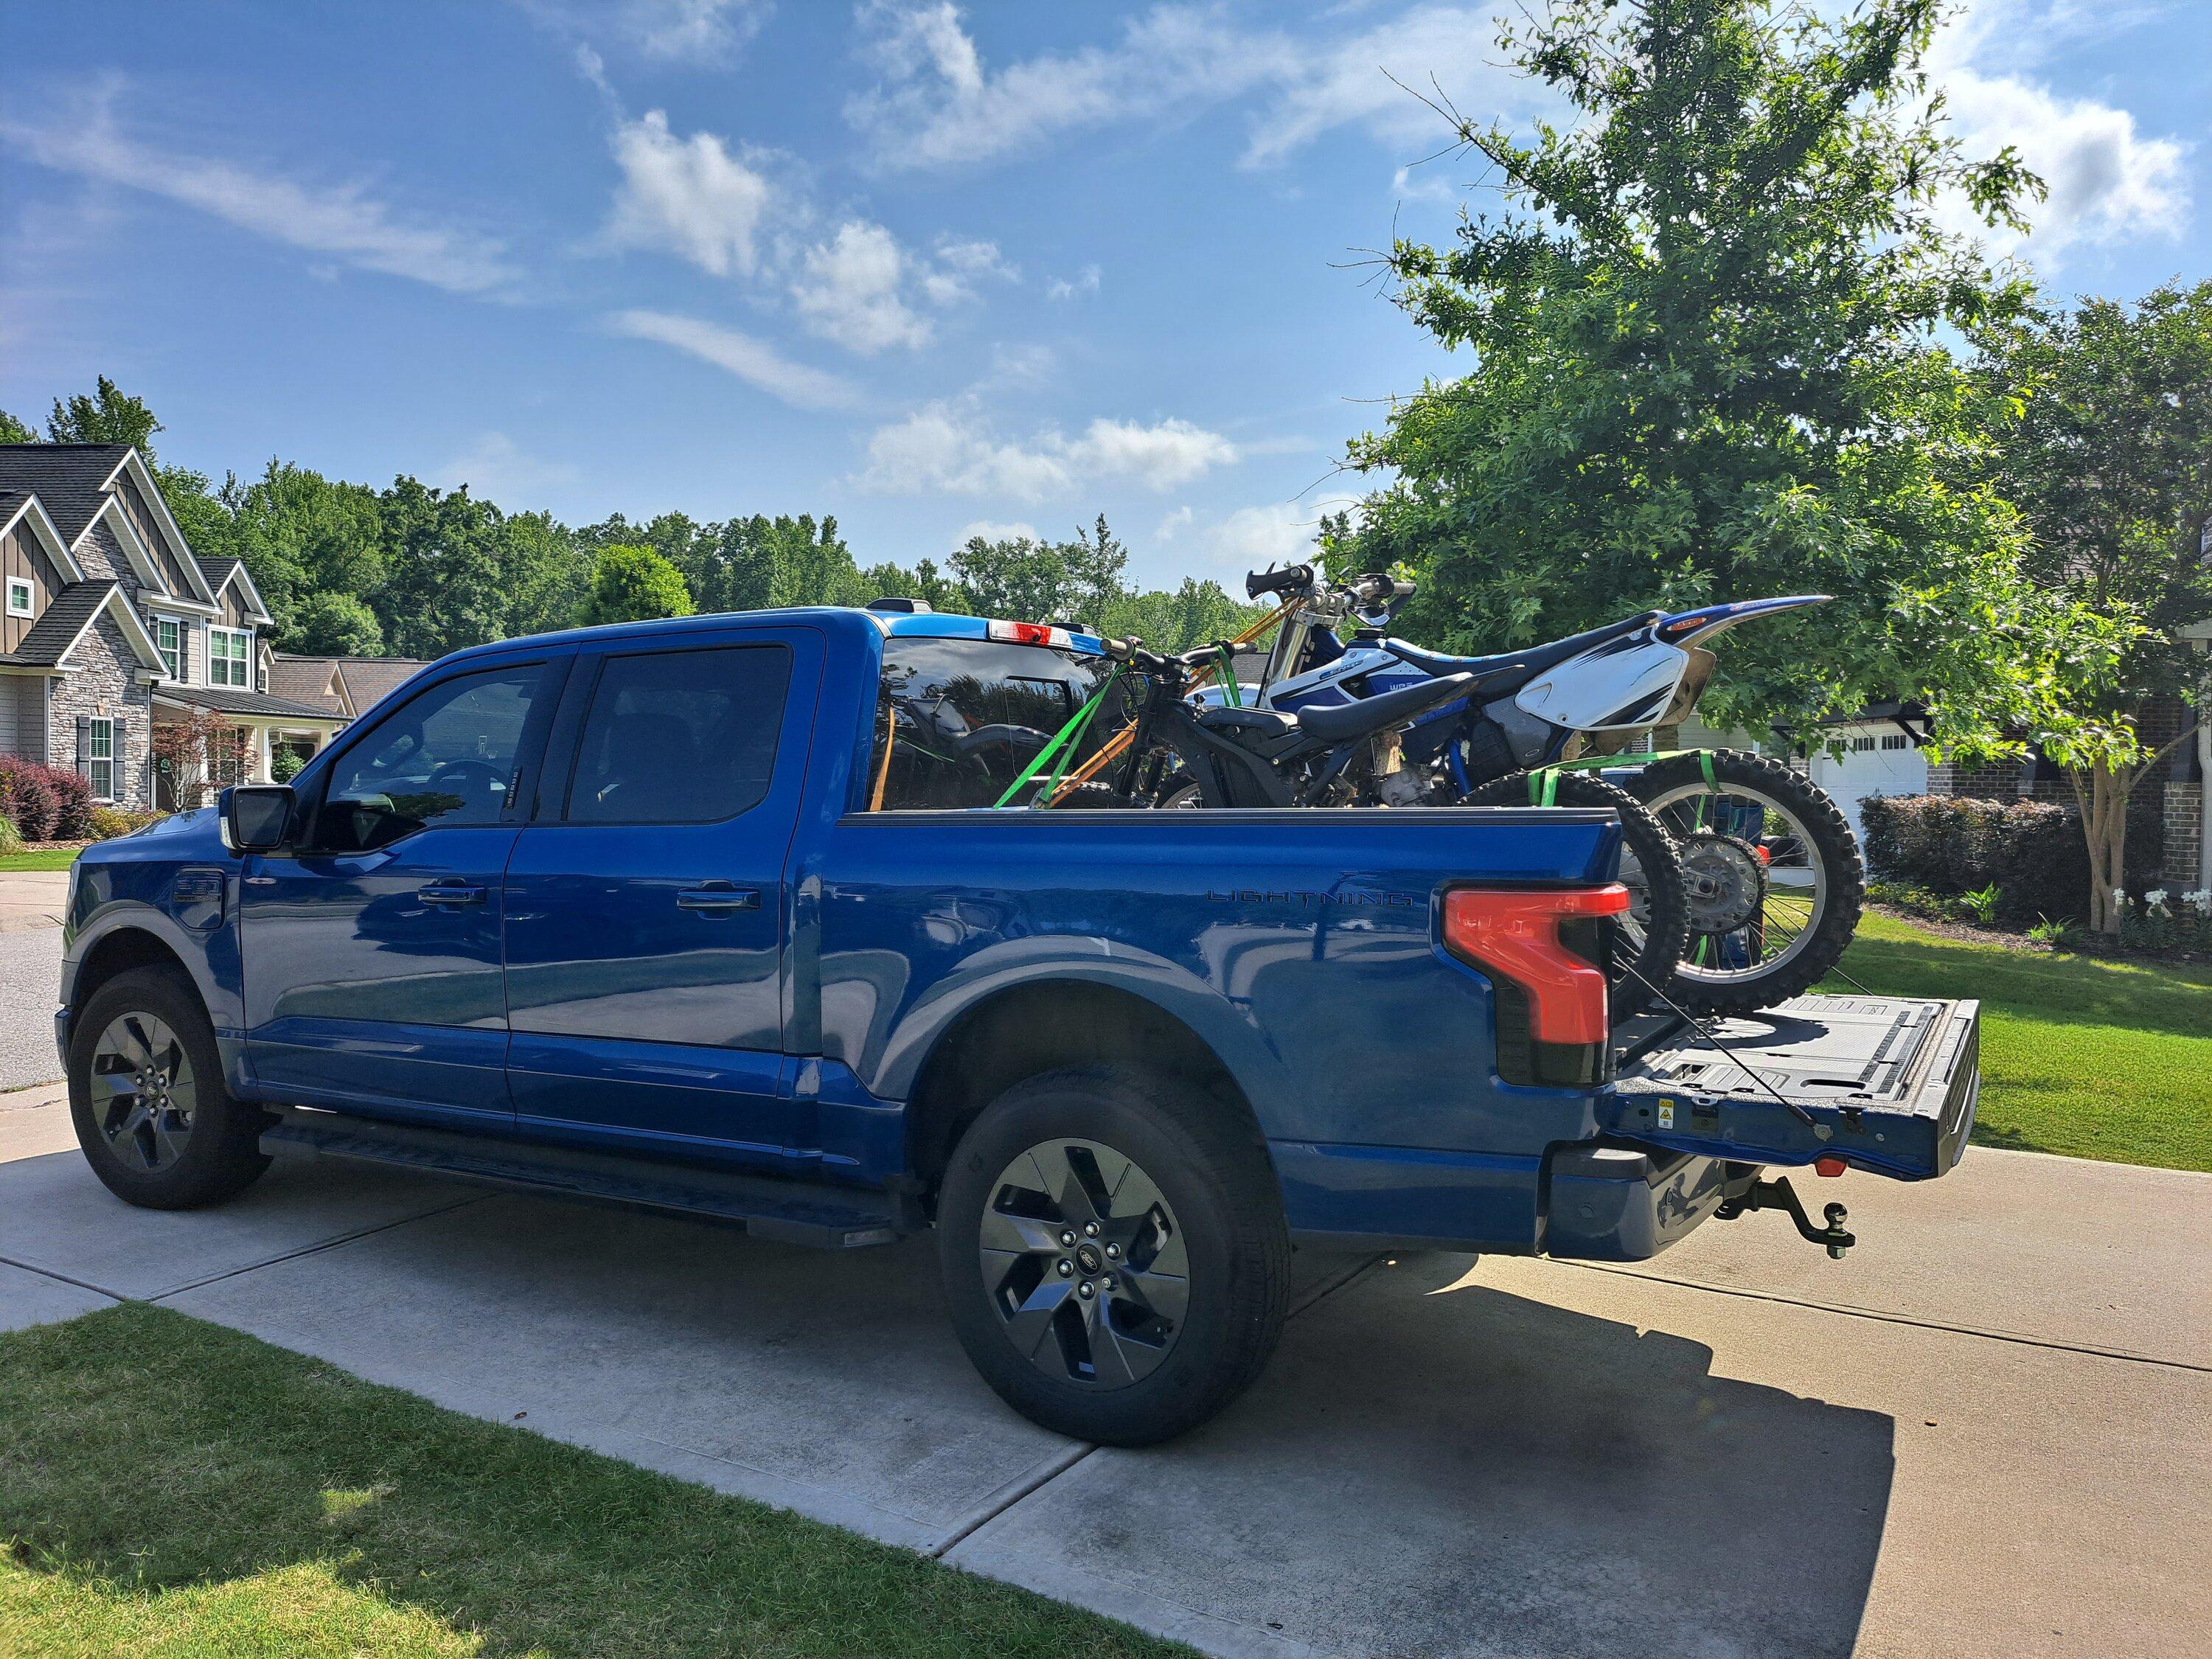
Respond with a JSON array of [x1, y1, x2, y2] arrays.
[[1346, 0, 2045, 745], [1980, 282, 2212, 928], [953, 515, 1129, 628]]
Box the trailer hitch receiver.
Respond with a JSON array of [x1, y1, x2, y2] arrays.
[[1716, 1175, 1854, 1259]]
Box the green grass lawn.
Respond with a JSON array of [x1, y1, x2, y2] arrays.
[[0, 848, 81, 871], [0, 1303, 1180, 1659], [1818, 911, 2212, 1173]]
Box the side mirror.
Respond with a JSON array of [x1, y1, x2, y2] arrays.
[[223, 784, 294, 852]]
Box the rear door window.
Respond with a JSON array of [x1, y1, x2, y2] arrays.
[[868, 638, 1123, 810], [563, 644, 793, 824]]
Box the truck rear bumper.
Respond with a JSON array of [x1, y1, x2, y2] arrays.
[[1540, 1143, 1733, 1262]]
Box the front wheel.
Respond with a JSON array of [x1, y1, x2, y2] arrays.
[[1625, 748, 1865, 1015], [1460, 771, 1690, 1023], [68, 967, 271, 1210], [936, 1066, 1289, 1445]]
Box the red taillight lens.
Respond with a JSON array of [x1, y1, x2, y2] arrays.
[[1442, 885, 1629, 1046]]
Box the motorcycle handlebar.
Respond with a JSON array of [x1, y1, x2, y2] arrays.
[[1245, 563, 1314, 600]]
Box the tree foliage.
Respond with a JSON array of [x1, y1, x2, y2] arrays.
[[1977, 280, 2212, 928], [1345, 0, 2045, 745], [576, 543, 696, 627], [6, 379, 1267, 659]]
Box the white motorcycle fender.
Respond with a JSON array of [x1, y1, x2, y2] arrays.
[[1515, 637, 1691, 731]]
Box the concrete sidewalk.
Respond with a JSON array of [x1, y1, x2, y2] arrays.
[[0, 868, 70, 934], [2, 1093, 2205, 1658]]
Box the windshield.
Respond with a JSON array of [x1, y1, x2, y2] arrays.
[[866, 637, 1124, 810]]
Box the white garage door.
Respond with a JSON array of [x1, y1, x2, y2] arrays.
[[1809, 727, 1928, 846]]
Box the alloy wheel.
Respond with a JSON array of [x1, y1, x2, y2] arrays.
[[90, 1012, 197, 1172], [977, 1138, 1189, 1388]]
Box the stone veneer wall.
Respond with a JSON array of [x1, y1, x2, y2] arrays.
[[49, 611, 152, 807]]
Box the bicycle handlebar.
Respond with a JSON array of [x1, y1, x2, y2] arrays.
[[1245, 563, 1314, 600]]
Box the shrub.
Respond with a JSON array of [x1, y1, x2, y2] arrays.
[[48, 766, 96, 839], [89, 805, 139, 840], [271, 747, 305, 784], [1859, 796, 2090, 924], [0, 757, 60, 841], [0, 814, 21, 857]]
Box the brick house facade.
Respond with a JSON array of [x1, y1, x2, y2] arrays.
[[0, 445, 346, 810]]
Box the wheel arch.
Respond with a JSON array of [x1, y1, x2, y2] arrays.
[[901, 978, 1277, 1211]]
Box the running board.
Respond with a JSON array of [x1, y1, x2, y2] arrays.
[[262, 1110, 906, 1249]]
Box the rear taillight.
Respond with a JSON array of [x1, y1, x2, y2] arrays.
[[1444, 885, 1629, 1087], [987, 619, 1072, 647]]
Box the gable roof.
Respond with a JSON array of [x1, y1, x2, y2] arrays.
[[0, 445, 220, 609], [0, 579, 167, 672], [153, 684, 344, 723], [0, 491, 88, 584], [269, 652, 428, 718], [0, 446, 132, 546], [196, 555, 273, 624]]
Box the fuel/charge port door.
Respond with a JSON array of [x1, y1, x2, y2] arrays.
[[1600, 995, 1980, 1181]]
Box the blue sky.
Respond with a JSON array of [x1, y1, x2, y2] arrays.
[[2, 1, 2205, 588]]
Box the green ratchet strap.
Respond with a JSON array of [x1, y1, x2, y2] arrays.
[[1526, 768, 1562, 807], [1215, 645, 1241, 709], [992, 664, 1124, 810]]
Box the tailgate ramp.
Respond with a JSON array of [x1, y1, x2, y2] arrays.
[[1602, 994, 1980, 1181]]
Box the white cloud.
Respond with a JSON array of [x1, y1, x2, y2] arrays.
[[520, 0, 772, 63], [861, 402, 1238, 500], [1205, 501, 1321, 568], [1046, 263, 1102, 301], [954, 518, 1040, 548], [605, 109, 776, 276], [436, 432, 576, 500], [793, 220, 933, 352], [608, 309, 860, 410], [846, 3, 1527, 172], [1, 85, 513, 293], [1154, 505, 1194, 543]]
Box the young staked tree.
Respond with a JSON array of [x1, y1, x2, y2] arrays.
[[1348, 0, 2047, 745], [1980, 282, 2212, 931]]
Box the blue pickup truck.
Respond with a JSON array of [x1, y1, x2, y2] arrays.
[[58, 605, 1979, 1443]]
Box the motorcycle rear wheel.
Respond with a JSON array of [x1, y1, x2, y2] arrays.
[[1624, 748, 1865, 1015]]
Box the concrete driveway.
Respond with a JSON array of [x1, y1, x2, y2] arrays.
[[3, 1082, 2205, 1659]]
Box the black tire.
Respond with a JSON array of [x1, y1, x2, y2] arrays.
[[1459, 771, 1690, 1023], [936, 1065, 1290, 1446], [1624, 748, 1865, 1015], [68, 967, 271, 1210]]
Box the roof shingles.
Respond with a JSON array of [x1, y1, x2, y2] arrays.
[[0, 445, 133, 547]]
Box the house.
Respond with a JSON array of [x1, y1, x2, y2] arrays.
[[0, 445, 346, 808], [268, 652, 427, 723]]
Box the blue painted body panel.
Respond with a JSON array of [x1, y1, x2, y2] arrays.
[[58, 603, 1736, 1258]]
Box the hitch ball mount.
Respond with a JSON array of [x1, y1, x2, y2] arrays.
[[1716, 1175, 1855, 1259]]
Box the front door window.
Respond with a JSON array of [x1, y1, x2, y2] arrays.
[[314, 666, 542, 852]]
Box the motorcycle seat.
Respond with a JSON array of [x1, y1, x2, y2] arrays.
[[1383, 609, 1666, 694], [1194, 704, 1307, 760], [1294, 672, 1477, 745]]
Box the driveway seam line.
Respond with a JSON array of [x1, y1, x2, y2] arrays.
[[1286, 1253, 1388, 1318], [0, 1252, 126, 1302], [927, 1441, 1097, 1559], [1559, 1259, 2212, 1374], [147, 1194, 489, 1303]]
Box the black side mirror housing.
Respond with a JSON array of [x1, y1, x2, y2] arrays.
[[224, 784, 295, 852]]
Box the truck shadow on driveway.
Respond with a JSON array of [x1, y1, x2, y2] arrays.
[[8, 1150, 1893, 1658]]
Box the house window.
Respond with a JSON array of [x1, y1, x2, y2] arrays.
[[210, 627, 250, 687], [88, 718, 115, 801], [156, 617, 182, 681], [5, 580, 31, 618], [1880, 733, 1910, 751]]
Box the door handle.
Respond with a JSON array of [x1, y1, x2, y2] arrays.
[[676, 883, 760, 913], [417, 882, 487, 905]]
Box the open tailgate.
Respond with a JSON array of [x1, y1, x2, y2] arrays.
[[1602, 994, 1980, 1181]]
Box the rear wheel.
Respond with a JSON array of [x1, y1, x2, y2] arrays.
[[1460, 771, 1689, 1023], [68, 967, 271, 1210], [936, 1066, 1289, 1445], [1625, 748, 1865, 1015]]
